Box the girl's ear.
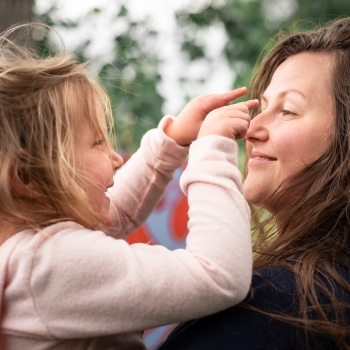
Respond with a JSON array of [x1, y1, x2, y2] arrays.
[[10, 167, 40, 199]]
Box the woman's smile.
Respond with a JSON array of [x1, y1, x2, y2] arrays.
[[248, 150, 277, 165], [243, 52, 334, 212]]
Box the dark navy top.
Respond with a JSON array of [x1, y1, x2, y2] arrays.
[[156, 265, 350, 349]]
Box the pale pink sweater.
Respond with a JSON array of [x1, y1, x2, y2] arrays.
[[0, 117, 252, 350]]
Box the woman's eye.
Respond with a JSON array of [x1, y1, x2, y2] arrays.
[[282, 109, 296, 116]]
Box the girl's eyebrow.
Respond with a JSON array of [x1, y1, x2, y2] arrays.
[[261, 88, 307, 102]]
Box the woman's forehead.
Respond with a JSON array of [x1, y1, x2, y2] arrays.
[[263, 53, 333, 102]]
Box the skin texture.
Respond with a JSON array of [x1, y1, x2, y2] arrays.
[[243, 52, 334, 212], [74, 88, 259, 228]]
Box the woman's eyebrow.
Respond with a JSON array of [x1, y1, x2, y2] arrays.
[[262, 88, 307, 102]]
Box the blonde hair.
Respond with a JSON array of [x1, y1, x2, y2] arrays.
[[0, 23, 115, 234]]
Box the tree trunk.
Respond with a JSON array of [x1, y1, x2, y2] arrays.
[[0, 0, 34, 33]]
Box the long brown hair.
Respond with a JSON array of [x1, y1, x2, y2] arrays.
[[0, 23, 115, 236], [246, 17, 350, 348]]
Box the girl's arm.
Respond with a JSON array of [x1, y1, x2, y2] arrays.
[[108, 88, 251, 238], [24, 133, 253, 336], [2, 91, 257, 341], [107, 116, 189, 238]]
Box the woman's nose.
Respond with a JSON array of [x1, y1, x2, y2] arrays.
[[245, 112, 269, 143]]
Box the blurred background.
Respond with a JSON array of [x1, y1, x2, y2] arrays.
[[1, 0, 350, 348], [3, 0, 350, 153]]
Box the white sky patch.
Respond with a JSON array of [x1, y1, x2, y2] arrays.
[[261, 0, 298, 24], [35, 0, 233, 115]]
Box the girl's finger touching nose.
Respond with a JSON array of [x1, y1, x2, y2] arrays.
[[245, 99, 259, 110]]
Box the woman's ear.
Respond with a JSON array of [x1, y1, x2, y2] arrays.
[[10, 166, 40, 199]]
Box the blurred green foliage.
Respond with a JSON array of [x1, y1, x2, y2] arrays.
[[35, 0, 350, 153], [178, 0, 350, 94]]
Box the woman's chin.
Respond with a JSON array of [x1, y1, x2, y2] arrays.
[[243, 186, 261, 206]]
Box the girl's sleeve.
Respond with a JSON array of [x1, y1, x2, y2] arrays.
[[108, 115, 189, 238], [19, 134, 252, 338]]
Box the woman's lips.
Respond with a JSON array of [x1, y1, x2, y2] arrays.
[[248, 151, 277, 165]]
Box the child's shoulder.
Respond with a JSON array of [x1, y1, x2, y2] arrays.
[[3, 222, 116, 293], [2, 221, 107, 266]]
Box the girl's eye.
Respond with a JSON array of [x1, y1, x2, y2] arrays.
[[94, 140, 105, 146]]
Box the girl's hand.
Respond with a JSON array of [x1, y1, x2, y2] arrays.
[[198, 99, 259, 140], [164, 87, 252, 146]]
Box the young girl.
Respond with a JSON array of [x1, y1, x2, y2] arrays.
[[0, 24, 258, 349]]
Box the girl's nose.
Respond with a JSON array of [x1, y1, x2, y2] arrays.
[[112, 151, 124, 170]]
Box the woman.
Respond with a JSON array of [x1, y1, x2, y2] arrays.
[[157, 17, 350, 349]]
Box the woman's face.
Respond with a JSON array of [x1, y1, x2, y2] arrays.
[[243, 52, 334, 212]]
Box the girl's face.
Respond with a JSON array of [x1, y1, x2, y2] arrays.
[[74, 107, 123, 227], [243, 52, 334, 212]]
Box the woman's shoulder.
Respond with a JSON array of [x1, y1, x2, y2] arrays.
[[250, 263, 350, 309], [253, 264, 296, 289], [157, 264, 348, 350], [156, 265, 299, 350], [248, 264, 297, 306]]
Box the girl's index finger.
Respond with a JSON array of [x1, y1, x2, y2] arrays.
[[245, 99, 259, 110], [200, 87, 249, 115], [228, 99, 259, 113], [222, 87, 248, 104]]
